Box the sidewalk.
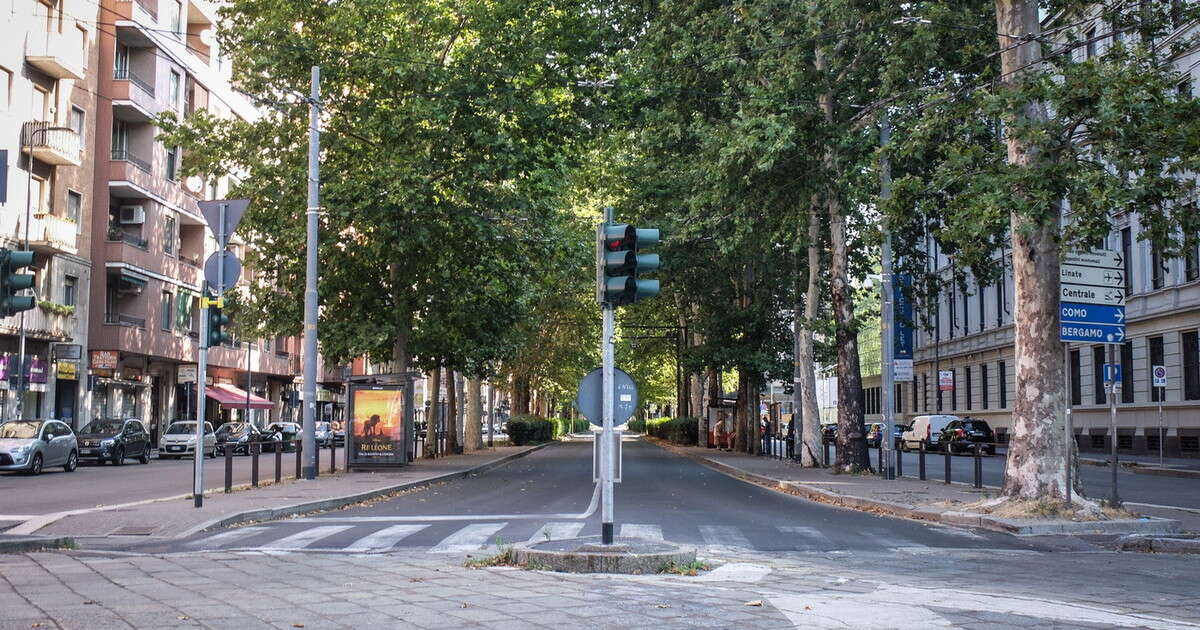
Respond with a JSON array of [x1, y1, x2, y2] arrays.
[[1078, 452, 1200, 478], [653, 440, 1191, 536], [0, 444, 546, 548]]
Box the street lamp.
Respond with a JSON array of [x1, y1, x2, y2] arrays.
[[863, 272, 896, 480], [16, 124, 73, 420]]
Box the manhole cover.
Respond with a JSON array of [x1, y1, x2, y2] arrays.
[[110, 526, 157, 536]]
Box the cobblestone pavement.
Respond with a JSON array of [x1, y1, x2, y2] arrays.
[[1, 546, 1197, 629]]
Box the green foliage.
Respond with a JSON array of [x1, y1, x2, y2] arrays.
[[504, 415, 585, 444], [37, 301, 75, 317], [637, 417, 698, 445]]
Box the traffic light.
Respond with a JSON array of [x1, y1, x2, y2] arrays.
[[0, 249, 35, 317], [207, 307, 231, 347], [596, 223, 660, 306]]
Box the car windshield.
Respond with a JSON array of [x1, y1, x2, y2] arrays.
[[218, 423, 250, 435], [80, 420, 123, 434], [962, 421, 990, 431], [0, 421, 42, 439], [165, 423, 196, 435]]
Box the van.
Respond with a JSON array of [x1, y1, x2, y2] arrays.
[[899, 415, 960, 451]]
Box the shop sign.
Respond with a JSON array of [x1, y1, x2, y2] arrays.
[[52, 344, 81, 360], [28, 356, 47, 384], [347, 384, 407, 469], [178, 365, 197, 383], [56, 361, 78, 380], [91, 350, 119, 370]]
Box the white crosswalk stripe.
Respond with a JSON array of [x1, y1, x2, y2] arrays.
[[698, 525, 753, 551], [527, 521, 584, 543], [264, 525, 354, 550], [777, 525, 831, 549], [620, 523, 663, 541], [345, 524, 429, 552], [188, 527, 267, 549], [429, 523, 507, 553]]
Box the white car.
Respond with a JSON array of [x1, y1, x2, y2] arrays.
[[159, 421, 217, 459], [900, 414, 960, 451], [0, 419, 78, 475]]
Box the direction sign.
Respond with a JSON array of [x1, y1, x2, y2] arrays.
[[893, 359, 913, 382], [1060, 265, 1124, 288], [1065, 249, 1123, 270], [1060, 283, 1125, 307], [1060, 323, 1125, 343], [1152, 365, 1167, 388], [197, 199, 250, 246], [204, 250, 242, 294], [576, 367, 639, 426], [1061, 303, 1124, 325]]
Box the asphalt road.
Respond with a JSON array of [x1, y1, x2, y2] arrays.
[[165, 440, 1097, 555], [0, 446, 344, 517]]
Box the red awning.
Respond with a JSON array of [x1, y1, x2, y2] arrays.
[[205, 384, 274, 410]]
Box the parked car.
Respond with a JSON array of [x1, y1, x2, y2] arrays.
[[866, 423, 911, 449], [314, 421, 335, 447], [215, 422, 265, 455], [900, 414, 959, 451], [76, 418, 151, 465], [264, 422, 301, 451], [159, 421, 216, 459], [936, 418, 997, 455], [820, 423, 837, 444], [0, 419, 78, 475]]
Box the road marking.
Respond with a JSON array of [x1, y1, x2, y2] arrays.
[[345, 525, 428, 552], [187, 527, 266, 549], [620, 523, 663, 541], [777, 525, 830, 549], [263, 526, 353, 550], [292, 483, 602, 524], [694, 562, 771, 583], [698, 525, 753, 551], [926, 526, 987, 540], [528, 522, 584, 543], [429, 523, 506, 553]]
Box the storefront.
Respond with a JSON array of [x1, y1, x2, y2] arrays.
[[0, 352, 50, 421], [88, 350, 149, 421]]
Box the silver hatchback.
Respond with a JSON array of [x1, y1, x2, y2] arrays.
[[0, 420, 79, 475]]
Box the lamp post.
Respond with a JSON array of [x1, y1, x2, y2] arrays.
[[16, 124, 73, 420]]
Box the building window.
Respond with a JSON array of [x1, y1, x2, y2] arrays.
[[63, 275, 77, 306], [161, 291, 173, 331], [962, 286, 970, 335], [66, 190, 81, 223], [996, 265, 1006, 327], [1179, 79, 1194, 100], [1121, 227, 1132, 295], [77, 25, 88, 70], [169, 70, 182, 110], [1150, 336, 1165, 402], [114, 44, 129, 78], [1093, 346, 1107, 405], [30, 177, 46, 214], [1084, 27, 1097, 59], [948, 289, 956, 339], [69, 106, 85, 136], [980, 363, 989, 410], [1184, 331, 1200, 400], [1186, 219, 1199, 282], [998, 360, 1008, 409], [965, 366, 972, 410], [166, 146, 179, 181], [1121, 341, 1134, 404], [977, 284, 986, 332], [1070, 349, 1082, 407], [163, 215, 176, 255], [168, 0, 183, 36], [1151, 245, 1167, 290], [922, 373, 929, 412]]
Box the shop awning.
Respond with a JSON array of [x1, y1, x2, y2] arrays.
[[206, 384, 274, 410]]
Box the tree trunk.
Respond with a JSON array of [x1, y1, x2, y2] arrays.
[[748, 374, 761, 456], [734, 373, 748, 453], [795, 207, 824, 466], [427, 365, 441, 458], [446, 369, 459, 454], [465, 377, 482, 451], [511, 374, 530, 415], [995, 0, 1070, 501]]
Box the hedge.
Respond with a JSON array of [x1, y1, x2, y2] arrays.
[[505, 415, 591, 445], [629, 417, 699, 445]]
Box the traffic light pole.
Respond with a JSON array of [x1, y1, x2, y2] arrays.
[[195, 281, 210, 508], [601, 300, 615, 545], [301, 65, 321, 480]]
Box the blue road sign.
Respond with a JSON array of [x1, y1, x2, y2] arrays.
[[1060, 303, 1125, 325], [1103, 363, 1122, 384], [1060, 323, 1126, 343]]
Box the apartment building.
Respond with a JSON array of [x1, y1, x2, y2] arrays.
[[87, 0, 296, 441], [1, 0, 98, 425]]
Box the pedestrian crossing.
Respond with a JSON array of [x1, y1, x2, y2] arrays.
[[183, 519, 1007, 555]]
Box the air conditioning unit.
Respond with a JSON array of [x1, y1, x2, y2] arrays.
[[119, 205, 146, 224]]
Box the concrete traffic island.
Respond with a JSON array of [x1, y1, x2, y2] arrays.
[[512, 536, 695, 574]]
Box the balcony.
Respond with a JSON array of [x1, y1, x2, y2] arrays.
[[112, 69, 162, 123], [111, 148, 152, 173], [0, 306, 71, 341], [105, 312, 147, 329], [112, 0, 158, 23], [107, 226, 149, 250], [25, 29, 84, 80], [25, 214, 79, 256], [22, 122, 82, 167]]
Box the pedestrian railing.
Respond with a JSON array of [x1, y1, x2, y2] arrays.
[[222, 437, 339, 493]]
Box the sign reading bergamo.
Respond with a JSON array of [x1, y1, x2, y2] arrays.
[[1060, 249, 1126, 344]]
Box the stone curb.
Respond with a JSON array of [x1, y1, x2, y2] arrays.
[[510, 538, 696, 574], [1078, 458, 1200, 479], [178, 442, 551, 538], [648, 439, 1180, 537], [1111, 535, 1200, 554], [0, 536, 76, 554]]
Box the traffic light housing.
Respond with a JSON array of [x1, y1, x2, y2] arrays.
[[596, 222, 660, 306], [207, 307, 231, 347], [0, 249, 36, 317]]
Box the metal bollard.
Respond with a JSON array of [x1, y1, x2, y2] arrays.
[[896, 444, 903, 477], [974, 444, 983, 489], [329, 440, 336, 473], [877, 443, 884, 475], [224, 445, 233, 493], [275, 445, 283, 484], [919, 442, 926, 481], [251, 440, 260, 487], [944, 443, 952, 485], [823, 441, 830, 466], [294, 440, 302, 479]]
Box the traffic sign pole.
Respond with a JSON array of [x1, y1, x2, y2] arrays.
[[601, 205, 615, 545], [1107, 346, 1121, 508]]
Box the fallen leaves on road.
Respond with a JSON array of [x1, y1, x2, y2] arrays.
[[744, 600, 763, 607], [177, 615, 190, 620], [655, 604, 671, 609], [292, 624, 305, 628]]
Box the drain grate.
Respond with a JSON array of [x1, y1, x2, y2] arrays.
[[109, 526, 157, 536]]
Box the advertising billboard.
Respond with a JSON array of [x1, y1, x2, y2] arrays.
[[347, 384, 407, 469]]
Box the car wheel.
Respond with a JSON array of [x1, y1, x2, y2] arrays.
[[139, 449, 150, 464], [64, 450, 78, 472], [28, 453, 43, 476], [113, 447, 126, 466]]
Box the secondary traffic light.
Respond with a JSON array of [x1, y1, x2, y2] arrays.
[[207, 307, 231, 347], [0, 249, 35, 317], [596, 223, 660, 306]]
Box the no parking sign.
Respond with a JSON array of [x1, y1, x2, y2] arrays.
[[1152, 365, 1167, 388]]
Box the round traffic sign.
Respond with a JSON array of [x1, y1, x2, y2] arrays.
[[1153, 366, 1167, 379], [575, 367, 639, 426]]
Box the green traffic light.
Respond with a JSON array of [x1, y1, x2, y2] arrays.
[[0, 249, 36, 317]]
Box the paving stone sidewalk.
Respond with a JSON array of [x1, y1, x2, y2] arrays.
[[12, 445, 543, 542], [657, 442, 1197, 535]]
